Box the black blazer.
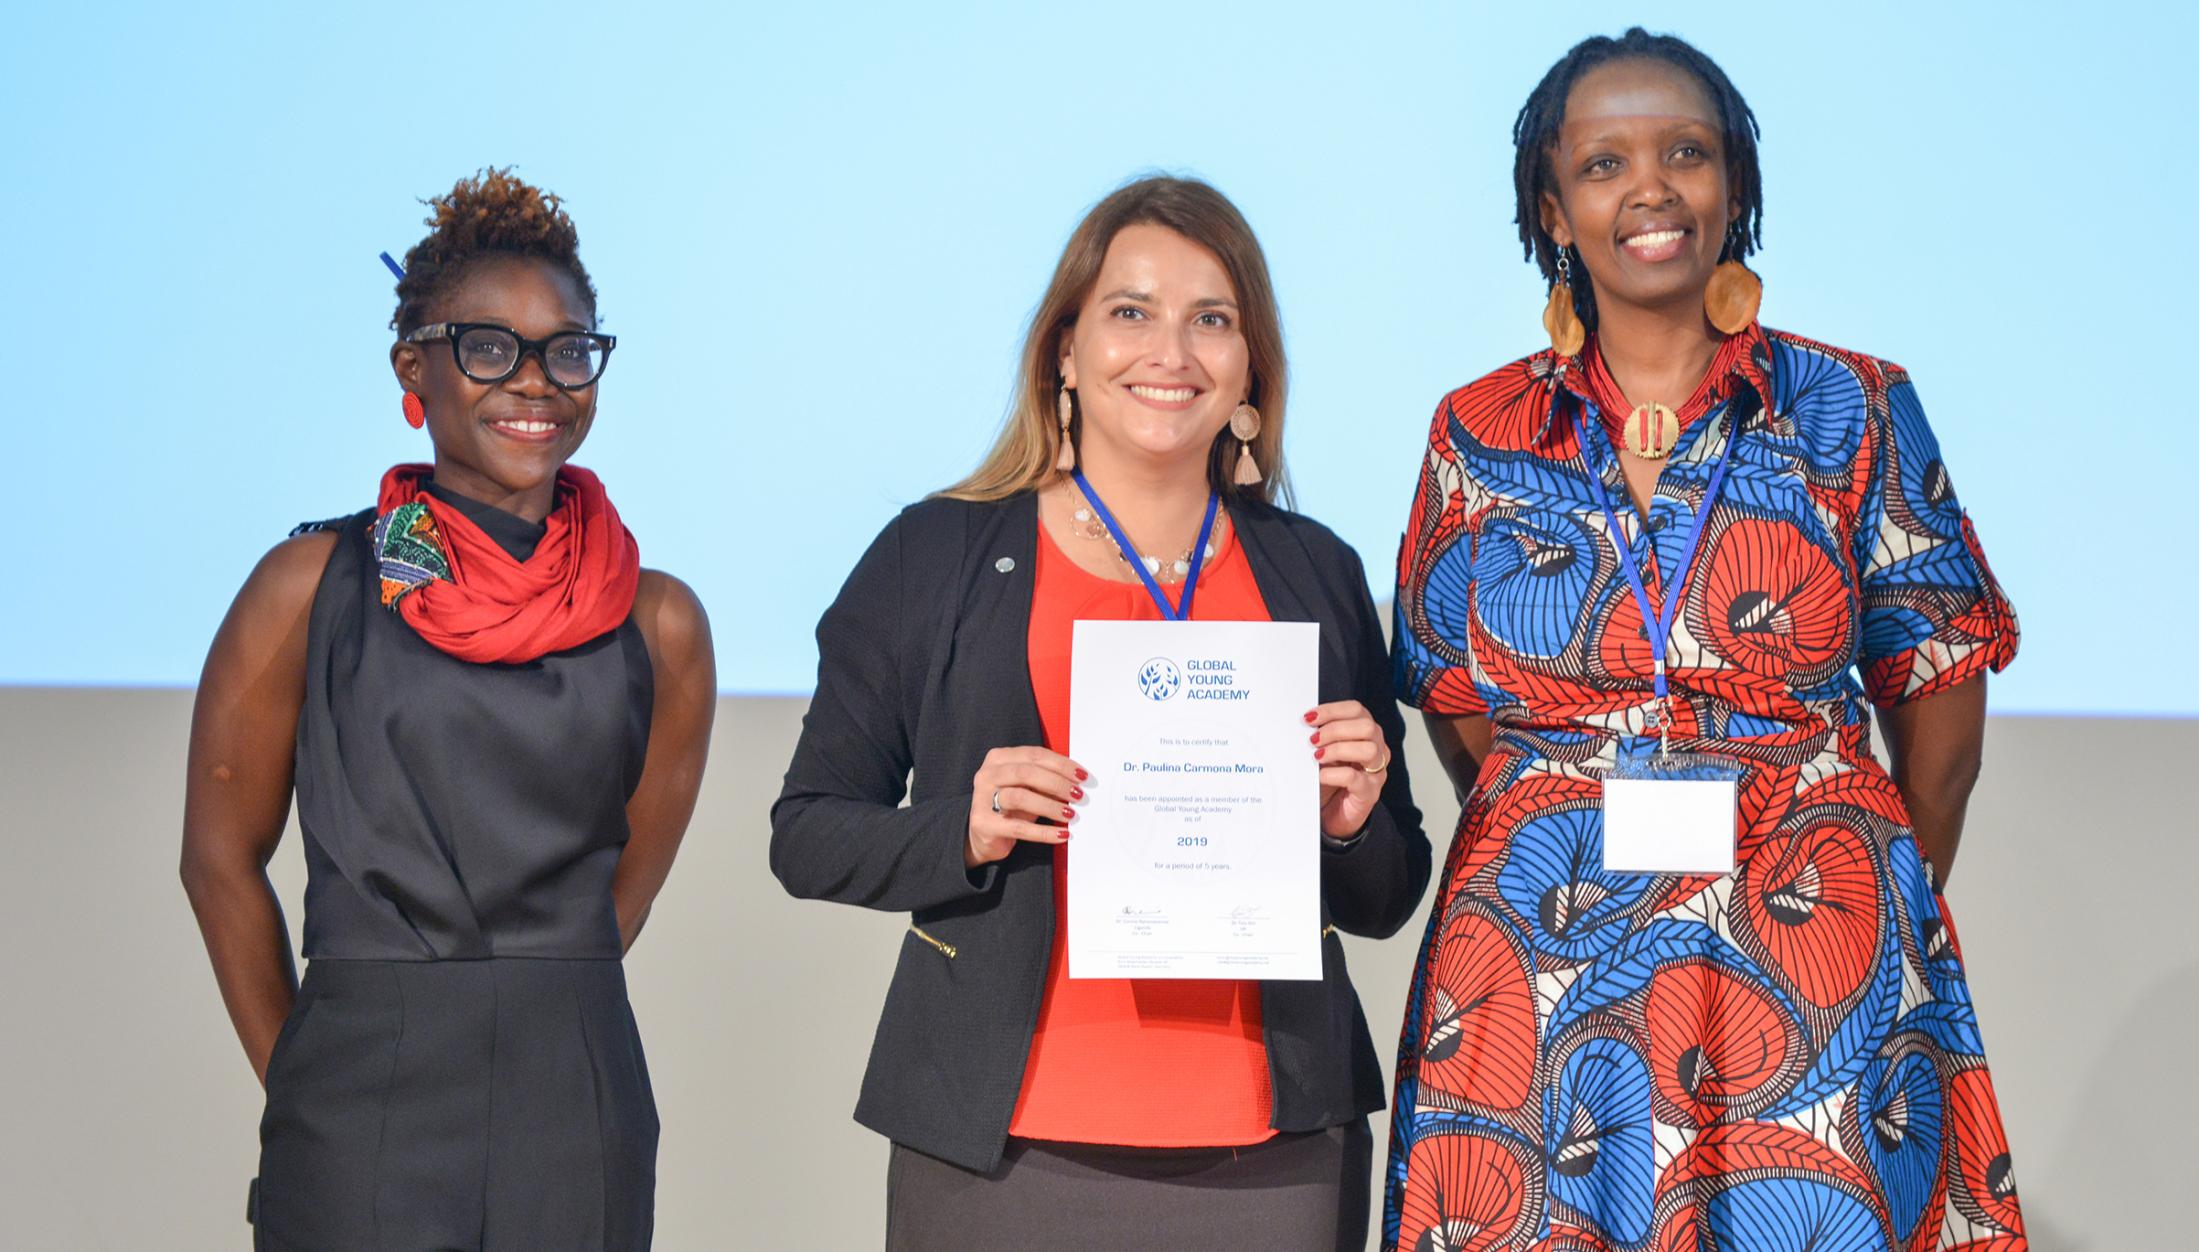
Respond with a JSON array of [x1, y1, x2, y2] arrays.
[[770, 491, 1429, 1172]]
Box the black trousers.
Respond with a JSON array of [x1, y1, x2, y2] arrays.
[[886, 1120, 1374, 1252], [251, 959, 657, 1251]]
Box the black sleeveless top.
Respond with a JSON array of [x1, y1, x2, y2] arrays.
[[292, 486, 653, 960]]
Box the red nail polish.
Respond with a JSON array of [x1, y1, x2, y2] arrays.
[[1062, 806, 1076, 820], [1070, 786, 1084, 800], [1059, 832, 1072, 842], [1075, 767, 1089, 781], [1314, 747, 1326, 760], [1303, 710, 1318, 723], [1309, 731, 1321, 744]]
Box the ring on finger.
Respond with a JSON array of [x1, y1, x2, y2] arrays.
[[990, 789, 1003, 814], [1357, 748, 1392, 775]]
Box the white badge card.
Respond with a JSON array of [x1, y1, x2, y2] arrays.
[[1601, 751, 1742, 875]]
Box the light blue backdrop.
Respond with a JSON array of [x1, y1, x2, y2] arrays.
[[6, 1, 2190, 715]]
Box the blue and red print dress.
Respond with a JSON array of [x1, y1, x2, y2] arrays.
[[1385, 323, 2025, 1251]]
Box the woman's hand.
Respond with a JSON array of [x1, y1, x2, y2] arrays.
[[1308, 700, 1391, 841], [966, 746, 1087, 868]]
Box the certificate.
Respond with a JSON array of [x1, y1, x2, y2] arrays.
[[1067, 619, 1322, 980]]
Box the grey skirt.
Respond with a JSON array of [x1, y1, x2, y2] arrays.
[[887, 1120, 1373, 1252], [251, 958, 658, 1251]]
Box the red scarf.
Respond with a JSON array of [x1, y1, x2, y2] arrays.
[[374, 464, 641, 664]]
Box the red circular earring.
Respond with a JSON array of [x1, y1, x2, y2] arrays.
[[401, 392, 427, 429]]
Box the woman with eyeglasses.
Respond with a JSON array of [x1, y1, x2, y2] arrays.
[[180, 169, 715, 1250], [772, 175, 1429, 1251]]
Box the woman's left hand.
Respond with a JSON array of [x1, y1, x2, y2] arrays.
[[1308, 700, 1391, 840]]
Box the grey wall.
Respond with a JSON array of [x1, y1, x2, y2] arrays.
[[1, 686, 2189, 1250]]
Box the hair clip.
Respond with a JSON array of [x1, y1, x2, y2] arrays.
[[380, 252, 406, 280]]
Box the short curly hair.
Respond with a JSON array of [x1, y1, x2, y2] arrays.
[[390, 168, 598, 334]]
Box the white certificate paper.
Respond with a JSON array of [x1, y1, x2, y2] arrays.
[[1067, 619, 1322, 980]]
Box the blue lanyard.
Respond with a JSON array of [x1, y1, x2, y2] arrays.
[[1575, 400, 1742, 735], [1070, 471, 1221, 621]]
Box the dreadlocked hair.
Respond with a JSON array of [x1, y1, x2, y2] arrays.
[[390, 168, 598, 334], [1512, 27, 1762, 333]]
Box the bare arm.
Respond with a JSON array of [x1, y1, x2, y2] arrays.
[[1423, 711, 1496, 806], [179, 532, 335, 1085], [614, 571, 717, 953], [1876, 673, 1987, 887]]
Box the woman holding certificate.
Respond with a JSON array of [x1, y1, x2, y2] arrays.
[[1385, 29, 2028, 1251], [773, 175, 1429, 1250]]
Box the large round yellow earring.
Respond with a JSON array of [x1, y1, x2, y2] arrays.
[[1704, 260, 1762, 335], [1704, 226, 1762, 335], [1543, 245, 1586, 358]]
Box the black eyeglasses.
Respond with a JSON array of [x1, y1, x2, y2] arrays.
[[404, 322, 617, 389]]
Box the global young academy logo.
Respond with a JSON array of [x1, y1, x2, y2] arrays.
[[1137, 656, 1181, 701]]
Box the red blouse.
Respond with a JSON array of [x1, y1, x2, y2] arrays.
[[1006, 517, 1277, 1147]]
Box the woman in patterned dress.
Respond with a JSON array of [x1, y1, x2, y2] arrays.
[[1384, 29, 2026, 1251]]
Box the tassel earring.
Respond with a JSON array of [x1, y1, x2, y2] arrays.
[[1054, 385, 1078, 472], [1543, 245, 1586, 358], [1704, 224, 1762, 335], [402, 392, 427, 429], [1229, 403, 1263, 486]]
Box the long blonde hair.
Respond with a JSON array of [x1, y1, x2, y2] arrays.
[[940, 175, 1291, 506]]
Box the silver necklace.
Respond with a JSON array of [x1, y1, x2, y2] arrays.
[[1068, 505, 1219, 586]]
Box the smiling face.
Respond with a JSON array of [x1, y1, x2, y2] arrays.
[[390, 255, 599, 511], [1541, 57, 1738, 325], [1059, 223, 1250, 476]]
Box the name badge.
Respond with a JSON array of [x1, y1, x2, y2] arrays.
[[1601, 751, 1741, 875]]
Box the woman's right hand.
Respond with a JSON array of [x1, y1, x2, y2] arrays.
[[966, 746, 1087, 868]]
